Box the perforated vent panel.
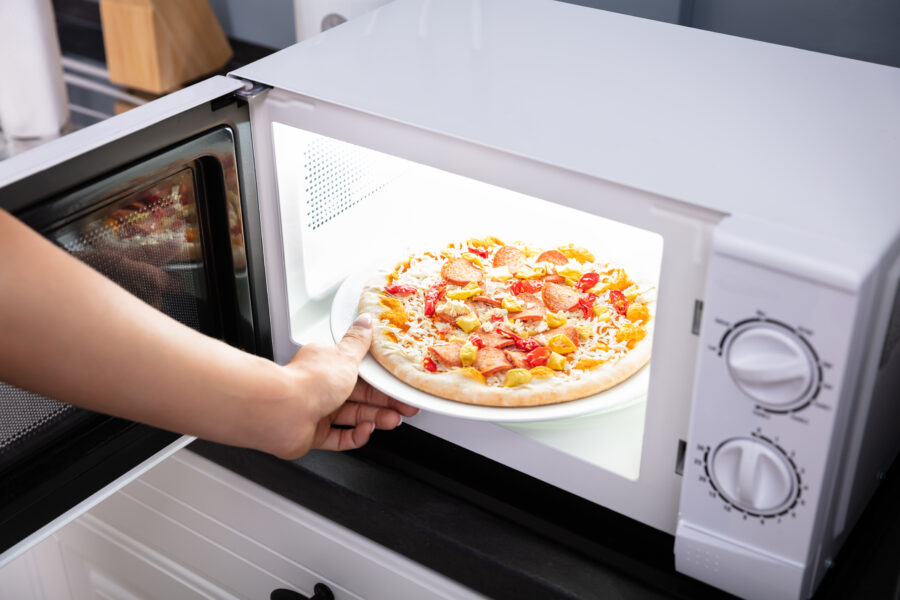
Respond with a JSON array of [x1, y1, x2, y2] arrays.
[[303, 136, 396, 231], [0, 383, 74, 451]]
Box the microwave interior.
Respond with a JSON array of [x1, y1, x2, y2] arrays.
[[256, 95, 724, 528]]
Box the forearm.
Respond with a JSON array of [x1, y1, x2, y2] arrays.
[[0, 209, 290, 452]]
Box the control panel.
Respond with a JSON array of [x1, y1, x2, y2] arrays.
[[675, 237, 859, 600]]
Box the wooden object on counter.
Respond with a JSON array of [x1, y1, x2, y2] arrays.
[[99, 0, 233, 95]]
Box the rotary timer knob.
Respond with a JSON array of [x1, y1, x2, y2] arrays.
[[725, 323, 818, 409], [710, 437, 797, 515]]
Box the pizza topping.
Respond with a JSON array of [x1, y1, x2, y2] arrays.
[[504, 350, 531, 370], [424, 282, 447, 317], [501, 295, 523, 313], [490, 314, 505, 323], [509, 279, 543, 295], [467, 236, 503, 248], [575, 321, 594, 340], [626, 303, 650, 323], [609, 290, 629, 316], [547, 334, 578, 355], [508, 293, 546, 321], [428, 341, 464, 368], [423, 356, 438, 372], [459, 341, 479, 367], [575, 357, 605, 370], [600, 268, 631, 292], [534, 325, 579, 348], [525, 346, 552, 368], [474, 347, 514, 376], [513, 265, 545, 280], [492, 245, 527, 274], [472, 295, 502, 307], [536, 249, 569, 265], [616, 322, 647, 344], [456, 314, 482, 333], [526, 366, 552, 379], [434, 299, 471, 323], [455, 366, 486, 384], [384, 284, 417, 296], [545, 312, 567, 328], [546, 352, 567, 371], [378, 296, 409, 330], [446, 281, 483, 300], [542, 282, 582, 313], [467, 335, 485, 348], [557, 244, 595, 263], [477, 332, 515, 349], [442, 258, 484, 285], [503, 368, 533, 387], [575, 272, 600, 292], [577, 293, 597, 319], [467, 246, 490, 258], [497, 327, 540, 352], [541, 274, 567, 284]]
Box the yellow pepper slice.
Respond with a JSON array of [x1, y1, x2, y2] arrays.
[[546, 352, 567, 370], [557, 266, 583, 286], [461, 252, 485, 267], [446, 281, 483, 300], [458, 341, 478, 367], [513, 265, 545, 280], [626, 303, 650, 323], [557, 244, 595, 263], [575, 357, 605, 370], [529, 366, 555, 379], [501, 295, 523, 312], [548, 334, 577, 354], [545, 312, 567, 328], [616, 323, 647, 343], [455, 367, 486, 384], [575, 322, 594, 340], [593, 305, 612, 321], [504, 368, 533, 387], [456, 314, 482, 333]]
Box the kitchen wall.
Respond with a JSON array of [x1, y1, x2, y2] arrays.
[[84, 0, 900, 68]]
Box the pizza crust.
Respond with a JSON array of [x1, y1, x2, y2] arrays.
[[358, 262, 654, 408]]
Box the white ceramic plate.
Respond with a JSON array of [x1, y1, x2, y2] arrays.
[[330, 265, 649, 423]]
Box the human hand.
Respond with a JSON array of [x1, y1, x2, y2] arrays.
[[269, 314, 419, 459]]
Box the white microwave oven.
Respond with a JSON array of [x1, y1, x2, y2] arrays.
[[1, 1, 899, 598]]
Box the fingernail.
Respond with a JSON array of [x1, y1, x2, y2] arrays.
[[353, 313, 373, 329]]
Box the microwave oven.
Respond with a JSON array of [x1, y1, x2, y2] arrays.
[[1, 0, 899, 598]]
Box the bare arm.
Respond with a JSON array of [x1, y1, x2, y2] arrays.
[[0, 209, 416, 458]]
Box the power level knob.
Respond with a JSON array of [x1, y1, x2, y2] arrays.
[[725, 324, 816, 408], [710, 438, 796, 514]]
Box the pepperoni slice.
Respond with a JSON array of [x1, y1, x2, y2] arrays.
[[509, 293, 547, 321], [492, 246, 527, 274], [541, 282, 582, 313], [441, 258, 484, 285], [478, 332, 515, 349], [536, 249, 569, 265], [471, 295, 502, 307], [534, 325, 580, 348], [541, 274, 566, 284], [474, 347, 513, 376], [427, 341, 464, 368], [504, 350, 530, 370]]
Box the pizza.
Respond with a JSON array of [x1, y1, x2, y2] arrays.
[[91, 168, 203, 263], [358, 237, 656, 407]]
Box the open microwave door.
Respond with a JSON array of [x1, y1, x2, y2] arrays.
[[0, 76, 261, 565]]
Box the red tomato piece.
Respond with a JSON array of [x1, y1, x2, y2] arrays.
[[424, 282, 447, 317], [575, 272, 600, 292], [510, 280, 543, 295], [609, 290, 629, 316], [423, 357, 438, 372], [525, 346, 552, 367], [468, 246, 489, 258], [578, 293, 597, 319], [384, 284, 417, 296], [468, 335, 485, 348]]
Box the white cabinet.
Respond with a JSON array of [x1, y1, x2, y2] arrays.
[[0, 450, 483, 600]]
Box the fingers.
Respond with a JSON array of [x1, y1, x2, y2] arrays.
[[331, 401, 403, 430], [337, 313, 373, 364], [316, 422, 375, 452], [348, 380, 420, 418]]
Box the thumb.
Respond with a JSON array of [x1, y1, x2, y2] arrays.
[[338, 313, 374, 363]]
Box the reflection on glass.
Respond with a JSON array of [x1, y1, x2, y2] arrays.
[[51, 168, 208, 330]]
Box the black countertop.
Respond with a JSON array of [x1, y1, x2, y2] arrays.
[[190, 425, 900, 600]]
